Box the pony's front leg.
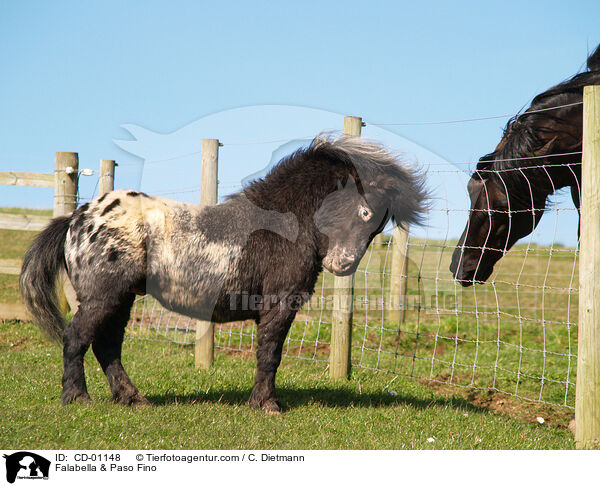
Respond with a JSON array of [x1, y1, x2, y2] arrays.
[[249, 308, 295, 414]]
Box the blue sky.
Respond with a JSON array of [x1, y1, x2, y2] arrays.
[[1, 0, 599, 243]]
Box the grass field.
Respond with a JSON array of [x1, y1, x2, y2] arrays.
[[0, 321, 574, 449], [0, 207, 578, 449]]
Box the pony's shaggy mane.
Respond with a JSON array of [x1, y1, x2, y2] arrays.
[[238, 134, 427, 227]]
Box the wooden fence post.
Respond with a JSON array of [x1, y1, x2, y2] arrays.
[[54, 152, 79, 315], [576, 85, 600, 449], [388, 225, 410, 324], [373, 233, 385, 290], [54, 152, 78, 217], [195, 139, 219, 370], [330, 116, 362, 380], [99, 159, 116, 196]]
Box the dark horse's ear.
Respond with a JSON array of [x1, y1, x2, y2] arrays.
[[467, 176, 485, 201], [587, 43, 600, 71], [476, 154, 494, 177], [533, 136, 559, 157]]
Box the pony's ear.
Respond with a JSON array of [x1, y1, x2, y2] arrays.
[[336, 175, 358, 193]]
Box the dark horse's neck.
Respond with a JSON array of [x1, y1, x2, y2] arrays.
[[483, 98, 584, 214], [482, 59, 598, 214]]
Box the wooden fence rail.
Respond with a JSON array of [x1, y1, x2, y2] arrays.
[[0, 171, 54, 188], [0, 259, 22, 275], [0, 212, 52, 231]]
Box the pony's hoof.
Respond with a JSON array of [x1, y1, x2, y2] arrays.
[[261, 398, 282, 415], [248, 395, 281, 415], [61, 391, 91, 405], [116, 393, 151, 407], [130, 394, 151, 407]]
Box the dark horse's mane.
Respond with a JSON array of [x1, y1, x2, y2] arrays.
[[453, 46, 600, 285], [476, 44, 600, 179], [236, 135, 427, 227]]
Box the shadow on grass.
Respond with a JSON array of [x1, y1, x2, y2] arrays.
[[145, 386, 484, 414]]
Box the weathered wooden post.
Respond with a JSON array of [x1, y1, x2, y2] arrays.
[[195, 139, 220, 370], [54, 152, 78, 217], [576, 85, 600, 449], [330, 116, 362, 380], [388, 225, 410, 324], [373, 233, 385, 291], [99, 159, 116, 195], [54, 152, 79, 314]]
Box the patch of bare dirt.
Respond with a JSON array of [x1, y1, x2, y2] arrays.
[[285, 342, 330, 358], [424, 373, 573, 428]]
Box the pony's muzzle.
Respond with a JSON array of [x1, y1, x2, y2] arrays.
[[330, 257, 358, 276], [323, 249, 360, 276]]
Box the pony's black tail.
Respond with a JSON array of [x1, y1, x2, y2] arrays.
[[20, 215, 71, 342]]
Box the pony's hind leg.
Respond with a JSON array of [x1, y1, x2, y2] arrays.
[[61, 307, 97, 404], [91, 294, 149, 406]]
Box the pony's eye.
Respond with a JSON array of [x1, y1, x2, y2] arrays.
[[359, 206, 371, 221]]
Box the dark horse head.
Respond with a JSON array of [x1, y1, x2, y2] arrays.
[[451, 44, 600, 286]]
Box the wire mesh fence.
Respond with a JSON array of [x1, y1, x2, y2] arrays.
[[127, 158, 579, 410]]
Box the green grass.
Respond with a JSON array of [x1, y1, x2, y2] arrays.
[[0, 321, 574, 449]]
